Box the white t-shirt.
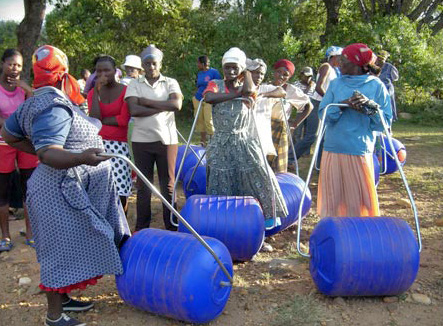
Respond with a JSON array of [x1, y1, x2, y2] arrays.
[[311, 64, 337, 101], [271, 84, 310, 120], [125, 74, 182, 144], [252, 84, 279, 156]]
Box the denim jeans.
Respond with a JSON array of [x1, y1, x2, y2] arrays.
[[290, 99, 321, 160]]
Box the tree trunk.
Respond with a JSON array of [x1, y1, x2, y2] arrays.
[[357, 0, 371, 21], [321, 0, 342, 45], [400, 0, 415, 15], [17, 0, 47, 82], [431, 13, 443, 35], [417, 0, 441, 30], [408, 0, 434, 21]]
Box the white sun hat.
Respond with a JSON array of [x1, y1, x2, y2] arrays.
[[121, 55, 143, 70]]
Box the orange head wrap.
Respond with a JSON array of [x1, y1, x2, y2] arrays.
[[32, 45, 84, 105], [273, 59, 295, 77]]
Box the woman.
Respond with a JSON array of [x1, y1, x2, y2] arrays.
[[193, 55, 222, 147], [88, 55, 131, 213], [317, 43, 392, 218], [269, 59, 312, 173], [246, 58, 286, 157], [120, 54, 143, 86], [125, 45, 183, 231], [204, 47, 288, 227], [1, 45, 130, 326], [0, 49, 36, 251]]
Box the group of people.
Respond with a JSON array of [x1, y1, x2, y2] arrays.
[[0, 42, 393, 326]]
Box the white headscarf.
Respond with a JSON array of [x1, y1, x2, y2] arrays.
[[222, 47, 247, 72], [140, 44, 163, 62]]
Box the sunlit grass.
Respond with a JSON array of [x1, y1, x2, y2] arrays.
[[272, 294, 324, 326]]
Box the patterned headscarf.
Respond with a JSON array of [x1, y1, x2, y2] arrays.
[[222, 47, 247, 72], [32, 45, 84, 105], [325, 46, 343, 60], [342, 43, 375, 67], [273, 59, 295, 77], [246, 58, 267, 73]]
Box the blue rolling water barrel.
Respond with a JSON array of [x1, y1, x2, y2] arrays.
[[116, 229, 233, 324], [182, 165, 207, 198], [309, 216, 420, 296], [176, 145, 206, 181], [373, 153, 380, 187], [381, 137, 407, 174], [179, 195, 265, 261], [265, 173, 312, 237]]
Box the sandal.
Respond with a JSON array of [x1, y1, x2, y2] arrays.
[[0, 239, 13, 252], [25, 238, 36, 248]]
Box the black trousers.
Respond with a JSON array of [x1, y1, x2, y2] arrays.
[[132, 141, 178, 231]]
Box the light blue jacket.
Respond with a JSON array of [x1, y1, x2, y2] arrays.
[[319, 74, 392, 155]]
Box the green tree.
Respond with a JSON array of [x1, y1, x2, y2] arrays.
[[0, 21, 18, 57]]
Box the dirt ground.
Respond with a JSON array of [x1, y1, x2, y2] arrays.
[[1, 124, 442, 326]]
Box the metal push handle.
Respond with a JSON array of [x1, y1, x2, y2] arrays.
[[280, 98, 299, 176], [296, 103, 422, 258], [376, 108, 422, 252], [296, 103, 346, 257], [177, 130, 201, 159], [244, 97, 278, 225], [99, 153, 233, 284], [171, 100, 206, 226], [185, 151, 207, 191]]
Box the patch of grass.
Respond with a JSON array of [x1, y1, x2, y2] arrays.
[[234, 275, 248, 287], [260, 272, 272, 285], [387, 319, 399, 326], [272, 294, 324, 326]]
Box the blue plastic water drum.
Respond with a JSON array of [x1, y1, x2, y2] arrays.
[[176, 145, 207, 181], [373, 153, 380, 186], [182, 165, 207, 198], [179, 195, 265, 261], [116, 228, 233, 324], [381, 137, 407, 174], [309, 216, 420, 296], [265, 173, 312, 237]]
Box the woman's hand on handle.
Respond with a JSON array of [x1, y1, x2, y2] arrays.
[[80, 148, 110, 166]]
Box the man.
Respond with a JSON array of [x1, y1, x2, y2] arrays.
[[301, 46, 342, 162], [376, 50, 399, 121], [290, 67, 317, 161]]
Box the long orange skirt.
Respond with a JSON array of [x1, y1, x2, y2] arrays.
[[317, 151, 380, 218]]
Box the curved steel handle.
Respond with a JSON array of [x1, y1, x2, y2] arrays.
[[171, 100, 206, 227], [296, 103, 422, 257], [376, 109, 422, 252], [242, 97, 278, 223], [185, 151, 207, 191], [99, 153, 234, 284], [296, 103, 348, 257]]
